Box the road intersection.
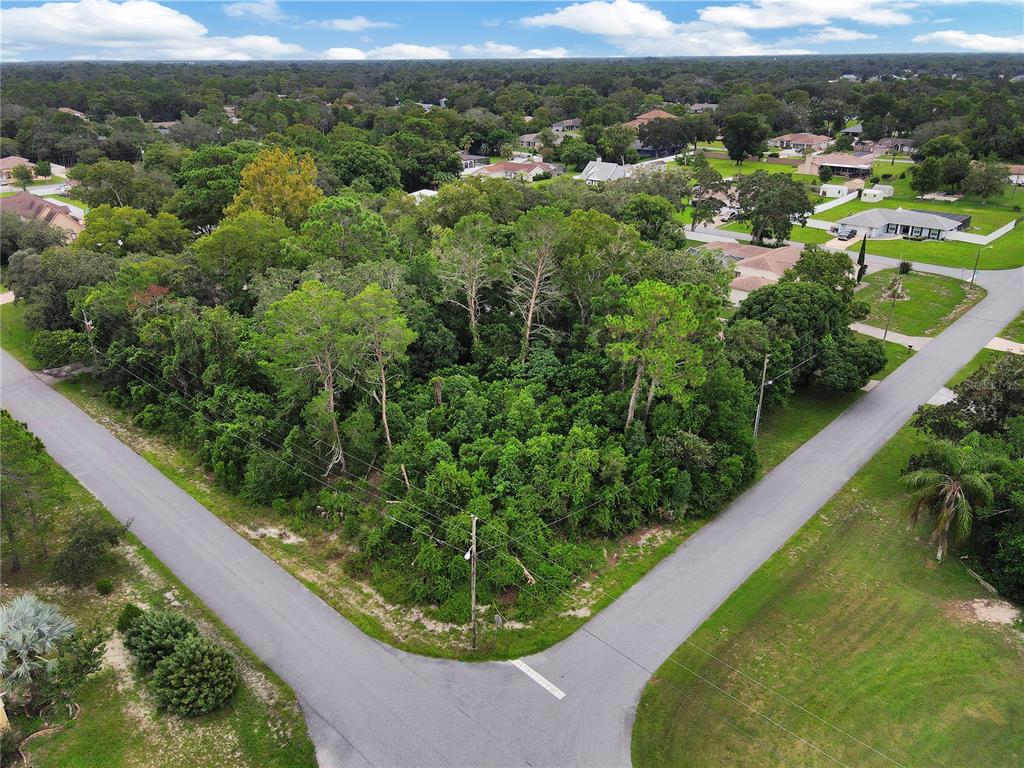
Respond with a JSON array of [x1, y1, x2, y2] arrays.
[[2, 260, 1021, 767]]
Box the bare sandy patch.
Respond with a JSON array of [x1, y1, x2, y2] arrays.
[[241, 526, 306, 545]]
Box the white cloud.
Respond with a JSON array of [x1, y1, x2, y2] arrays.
[[224, 0, 283, 23], [799, 26, 878, 43], [460, 41, 568, 58], [1, 0, 304, 60], [697, 0, 915, 29], [322, 43, 451, 60], [914, 30, 1024, 52], [314, 16, 397, 32], [324, 47, 367, 60], [932, 17, 954, 23], [522, 0, 811, 55]]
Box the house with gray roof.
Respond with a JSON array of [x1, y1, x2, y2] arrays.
[[575, 159, 631, 185], [837, 208, 971, 240]]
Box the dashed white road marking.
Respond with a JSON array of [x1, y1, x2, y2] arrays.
[[509, 659, 566, 700]]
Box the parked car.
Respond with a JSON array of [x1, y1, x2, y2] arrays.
[[836, 226, 857, 241]]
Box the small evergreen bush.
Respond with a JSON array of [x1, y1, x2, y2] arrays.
[[123, 609, 199, 670], [116, 602, 144, 633], [95, 577, 114, 595], [152, 636, 238, 716]]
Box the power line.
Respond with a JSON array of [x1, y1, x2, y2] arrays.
[[72, 319, 909, 768]]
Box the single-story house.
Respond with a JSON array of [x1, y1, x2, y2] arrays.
[[837, 208, 971, 240], [519, 132, 564, 149], [57, 107, 87, 120], [768, 133, 831, 152], [820, 183, 851, 198], [408, 189, 438, 204], [623, 109, 679, 130], [551, 118, 581, 132], [797, 152, 874, 178], [576, 159, 632, 185], [688, 103, 718, 113], [841, 123, 863, 136], [860, 184, 895, 203], [0, 155, 35, 184], [873, 137, 915, 154], [474, 161, 561, 181], [0, 190, 82, 238], [459, 150, 488, 169], [1009, 164, 1024, 186], [703, 241, 802, 304]]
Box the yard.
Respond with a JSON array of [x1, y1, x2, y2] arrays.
[[704, 157, 799, 179], [631, 424, 1024, 768], [721, 219, 834, 245], [2, 419, 316, 768], [856, 268, 985, 336], [998, 311, 1024, 343], [849, 224, 1024, 270]]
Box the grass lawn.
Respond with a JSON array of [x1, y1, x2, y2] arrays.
[[722, 220, 834, 245], [857, 268, 985, 336], [755, 338, 912, 473], [632, 424, 1024, 768], [848, 224, 1024, 270], [706, 158, 798, 179], [998, 311, 1024, 343], [1, 300, 43, 368], [3, 419, 316, 768], [43, 194, 88, 209]]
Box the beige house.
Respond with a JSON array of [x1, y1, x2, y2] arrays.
[[0, 190, 83, 239], [768, 133, 831, 152], [471, 161, 561, 181], [704, 241, 802, 305], [1, 156, 35, 184]]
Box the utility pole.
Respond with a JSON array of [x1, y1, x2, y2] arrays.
[[882, 275, 901, 343], [469, 515, 478, 650], [82, 310, 97, 366], [971, 245, 992, 286], [753, 353, 770, 437]]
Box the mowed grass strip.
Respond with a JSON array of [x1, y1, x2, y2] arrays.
[[998, 310, 1024, 344], [857, 268, 985, 337], [850, 225, 1024, 270], [632, 426, 1024, 768]]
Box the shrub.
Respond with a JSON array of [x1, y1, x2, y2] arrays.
[[49, 515, 128, 587], [124, 609, 199, 670], [869, 175, 880, 184], [899, 260, 913, 275], [324, 542, 344, 560], [116, 602, 144, 633], [29, 329, 90, 368], [152, 636, 238, 716], [899, 171, 906, 179], [95, 577, 113, 595]]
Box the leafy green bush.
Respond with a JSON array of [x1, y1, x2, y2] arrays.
[[123, 609, 199, 671], [152, 635, 238, 716], [49, 515, 128, 587], [29, 329, 91, 368], [116, 602, 144, 633], [95, 577, 113, 595]]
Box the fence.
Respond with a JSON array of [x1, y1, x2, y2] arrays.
[[946, 217, 1017, 245], [813, 191, 859, 214]]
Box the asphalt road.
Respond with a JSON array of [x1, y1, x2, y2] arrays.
[[2, 261, 1021, 768]]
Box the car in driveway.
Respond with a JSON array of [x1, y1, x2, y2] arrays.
[[835, 226, 858, 241]]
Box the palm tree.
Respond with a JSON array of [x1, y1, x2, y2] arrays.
[[901, 440, 1005, 562], [1, 594, 76, 727]]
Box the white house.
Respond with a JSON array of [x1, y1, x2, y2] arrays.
[[837, 208, 971, 240], [551, 118, 581, 132], [408, 189, 437, 204], [1009, 164, 1024, 186], [768, 133, 831, 152], [576, 159, 631, 185]]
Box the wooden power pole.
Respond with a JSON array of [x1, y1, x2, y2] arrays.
[[470, 515, 478, 650]]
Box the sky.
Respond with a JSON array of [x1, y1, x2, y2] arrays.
[[1, 0, 1022, 62]]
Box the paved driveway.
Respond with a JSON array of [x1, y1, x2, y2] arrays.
[[2, 262, 1021, 767]]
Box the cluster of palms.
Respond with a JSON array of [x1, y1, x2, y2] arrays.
[[902, 439, 1007, 562]]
